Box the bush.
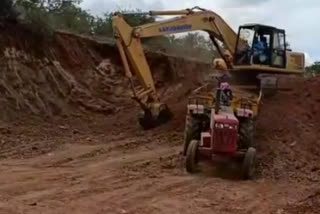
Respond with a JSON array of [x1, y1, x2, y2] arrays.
[[0, 0, 17, 19], [306, 61, 320, 76], [7, 2, 219, 61], [15, 1, 54, 36]]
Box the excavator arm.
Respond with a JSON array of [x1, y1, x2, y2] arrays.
[[112, 7, 239, 129]]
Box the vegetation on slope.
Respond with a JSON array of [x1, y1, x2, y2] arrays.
[[0, 0, 217, 62]]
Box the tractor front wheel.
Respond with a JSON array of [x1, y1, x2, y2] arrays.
[[239, 118, 255, 149], [241, 147, 256, 179], [186, 140, 200, 173]]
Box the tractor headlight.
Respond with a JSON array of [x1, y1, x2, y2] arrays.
[[259, 54, 267, 63]]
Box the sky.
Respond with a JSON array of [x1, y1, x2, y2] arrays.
[[81, 0, 320, 65]]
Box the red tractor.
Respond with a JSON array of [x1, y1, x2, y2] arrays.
[[183, 80, 257, 179]]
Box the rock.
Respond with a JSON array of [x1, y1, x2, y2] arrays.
[[305, 92, 311, 97], [311, 165, 320, 172], [290, 141, 297, 147], [59, 125, 68, 130], [0, 127, 11, 134], [276, 208, 284, 214], [120, 209, 127, 214], [28, 202, 37, 206]]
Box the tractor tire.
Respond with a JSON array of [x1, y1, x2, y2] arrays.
[[239, 118, 255, 149], [186, 140, 199, 173], [241, 147, 256, 180], [183, 118, 199, 156]]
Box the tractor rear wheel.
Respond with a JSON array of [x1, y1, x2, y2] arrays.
[[239, 118, 255, 149], [186, 140, 200, 173], [183, 118, 199, 156], [241, 147, 256, 179]]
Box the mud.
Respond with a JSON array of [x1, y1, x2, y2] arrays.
[[0, 23, 319, 213]]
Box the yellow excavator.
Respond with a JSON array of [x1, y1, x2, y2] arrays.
[[112, 7, 305, 129]]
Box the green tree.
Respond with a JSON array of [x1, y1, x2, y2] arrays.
[[159, 32, 217, 62], [16, 0, 93, 34], [0, 0, 17, 19], [47, 0, 82, 11], [50, 4, 94, 34], [306, 61, 320, 75], [7, 2, 219, 61], [92, 15, 113, 36], [16, 0, 82, 11]]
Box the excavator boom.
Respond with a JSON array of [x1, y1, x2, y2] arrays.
[[112, 7, 239, 129], [112, 8, 237, 98]]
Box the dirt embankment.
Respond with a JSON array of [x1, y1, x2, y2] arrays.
[[0, 22, 319, 214], [257, 77, 320, 182], [0, 23, 213, 121], [0, 22, 211, 159], [0, 24, 125, 120]]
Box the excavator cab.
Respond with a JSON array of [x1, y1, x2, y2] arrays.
[[234, 24, 287, 68]]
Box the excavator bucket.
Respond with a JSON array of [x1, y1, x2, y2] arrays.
[[138, 103, 173, 130]]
